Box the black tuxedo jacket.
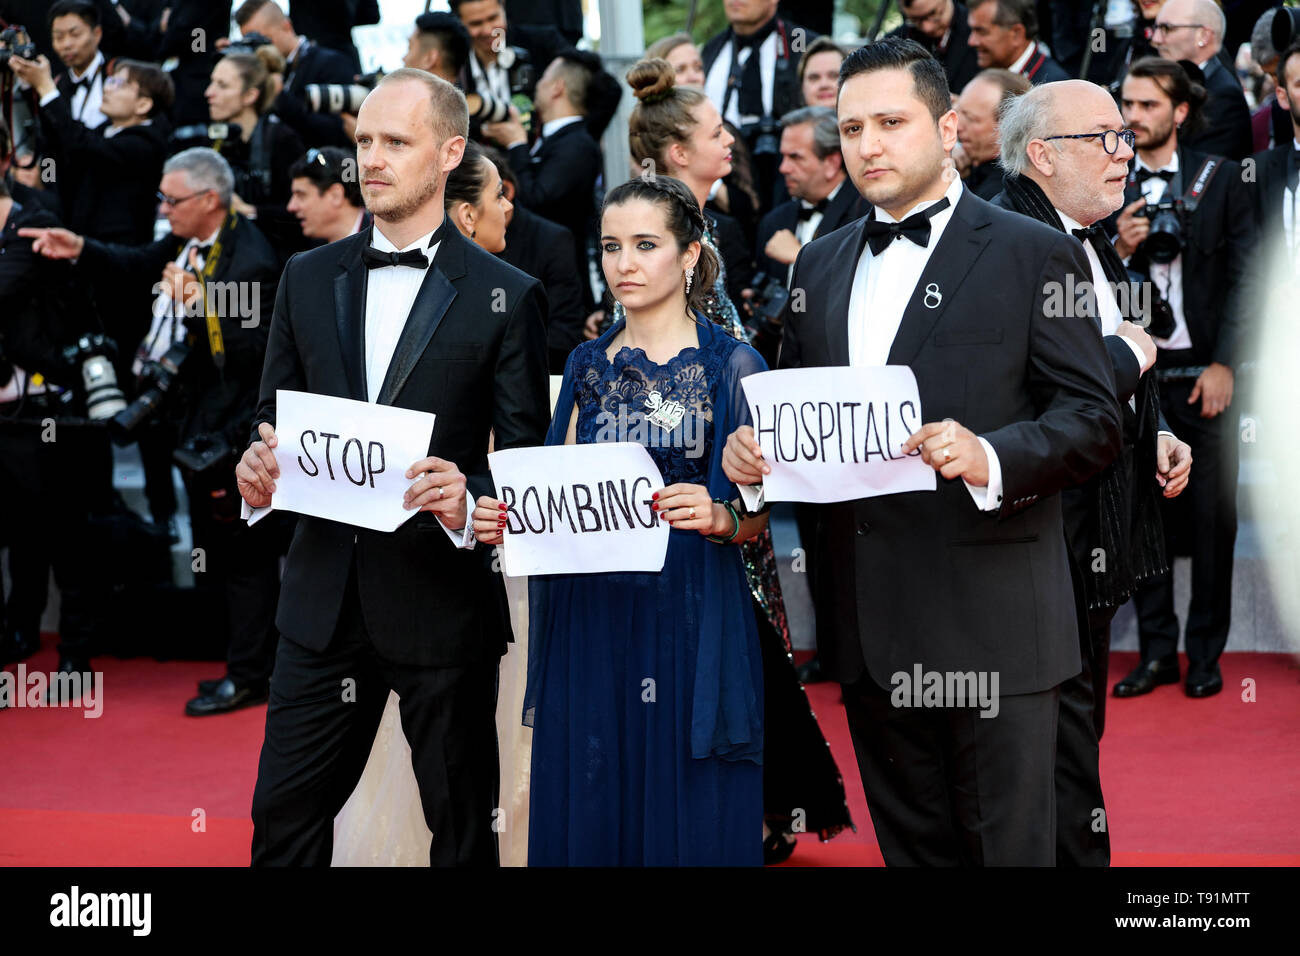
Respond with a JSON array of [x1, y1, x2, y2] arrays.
[[508, 119, 600, 303], [272, 39, 356, 148], [79, 214, 280, 448], [54, 58, 108, 123], [1112, 146, 1252, 367], [753, 179, 868, 280], [252, 224, 550, 667], [701, 18, 811, 124], [779, 189, 1122, 694], [1184, 58, 1253, 161], [888, 2, 979, 93], [499, 203, 586, 373], [1249, 142, 1296, 257], [38, 98, 169, 244]]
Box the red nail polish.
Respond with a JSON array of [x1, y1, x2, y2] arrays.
[[498, 502, 507, 510], [651, 503, 658, 510], [652, 492, 659, 500]]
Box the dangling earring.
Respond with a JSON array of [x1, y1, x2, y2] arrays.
[[684, 267, 694, 296], [470, 229, 477, 239]]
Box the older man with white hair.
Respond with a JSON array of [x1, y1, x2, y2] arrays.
[[1151, 0, 1253, 158], [991, 79, 1192, 865]]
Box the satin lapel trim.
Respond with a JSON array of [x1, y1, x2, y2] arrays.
[[334, 251, 368, 402], [886, 194, 992, 366], [825, 216, 872, 366], [375, 264, 457, 406]]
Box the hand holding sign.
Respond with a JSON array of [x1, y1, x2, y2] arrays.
[[404, 456, 468, 529], [472, 495, 510, 545], [722, 424, 768, 486], [236, 422, 280, 509], [902, 419, 989, 486]]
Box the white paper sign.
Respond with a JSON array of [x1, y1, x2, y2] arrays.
[[489, 442, 670, 576], [740, 366, 936, 504], [270, 389, 436, 532]]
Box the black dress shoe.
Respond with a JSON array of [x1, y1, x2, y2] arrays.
[[197, 676, 225, 696], [1185, 662, 1223, 698], [1113, 658, 1180, 697], [1, 627, 40, 665], [46, 657, 95, 704], [185, 678, 268, 716], [796, 655, 826, 685]]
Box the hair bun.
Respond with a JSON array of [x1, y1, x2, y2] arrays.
[[627, 57, 677, 104]]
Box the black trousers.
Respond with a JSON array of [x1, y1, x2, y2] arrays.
[[250, 561, 500, 867], [1054, 610, 1112, 866], [1133, 367, 1240, 667], [841, 670, 1060, 866]]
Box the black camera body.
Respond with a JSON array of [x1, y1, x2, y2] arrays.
[[743, 116, 782, 158], [109, 341, 191, 444], [0, 26, 37, 67], [1136, 197, 1194, 265]]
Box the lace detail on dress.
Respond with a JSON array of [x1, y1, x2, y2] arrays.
[[572, 320, 730, 486]]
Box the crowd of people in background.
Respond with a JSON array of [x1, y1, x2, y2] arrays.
[[1, 0, 1298, 866]]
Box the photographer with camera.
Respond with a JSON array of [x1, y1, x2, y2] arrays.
[[1111, 56, 1252, 700], [702, 0, 816, 217], [0, 113, 114, 691], [197, 44, 306, 260], [233, 0, 355, 150], [454, 0, 566, 116], [21, 147, 288, 714]]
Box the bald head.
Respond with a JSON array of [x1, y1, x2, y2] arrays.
[[1154, 0, 1225, 60], [1000, 80, 1132, 225]]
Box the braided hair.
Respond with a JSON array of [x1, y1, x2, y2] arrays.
[[601, 174, 721, 314]]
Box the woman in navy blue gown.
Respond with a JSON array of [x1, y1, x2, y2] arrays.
[[472, 176, 767, 865]]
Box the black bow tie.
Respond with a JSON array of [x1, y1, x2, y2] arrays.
[[797, 197, 830, 222], [362, 246, 429, 270], [1071, 224, 1104, 244], [862, 198, 950, 256], [1135, 167, 1174, 186]]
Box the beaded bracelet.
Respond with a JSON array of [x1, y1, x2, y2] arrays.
[[705, 498, 742, 544]]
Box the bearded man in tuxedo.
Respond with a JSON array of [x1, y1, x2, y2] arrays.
[[723, 38, 1122, 865]]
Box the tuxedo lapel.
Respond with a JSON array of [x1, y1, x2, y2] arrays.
[[887, 190, 993, 366], [816, 182, 864, 238], [824, 219, 867, 366], [375, 226, 468, 406], [334, 237, 369, 402]]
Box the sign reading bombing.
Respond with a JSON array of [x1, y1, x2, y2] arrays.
[[740, 366, 937, 504], [489, 442, 670, 576]]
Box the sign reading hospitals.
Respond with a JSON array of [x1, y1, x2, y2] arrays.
[[740, 366, 937, 504], [489, 442, 670, 576]]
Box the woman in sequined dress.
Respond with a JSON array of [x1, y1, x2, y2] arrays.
[[622, 59, 853, 861]]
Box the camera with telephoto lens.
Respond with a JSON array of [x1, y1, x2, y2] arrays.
[[743, 271, 789, 358], [744, 116, 782, 158], [0, 26, 37, 67], [222, 31, 274, 58], [109, 342, 190, 444], [60, 334, 127, 421], [1135, 198, 1192, 265], [173, 432, 232, 474], [303, 70, 384, 114]]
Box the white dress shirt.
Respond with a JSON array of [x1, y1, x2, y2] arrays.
[[846, 176, 1004, 511], [1284, 139, 1300, 278], [469, 51, 511, 109], [66, 51, 107, 128], [704, 30, 778, 128], [1133, 153, 1192, 350], [133, 224, 223, 375], [515, 113, 582, 154], [1008, 41, 1037, 76], [787, 180, 844, 285], [364, 224, 474, 548]]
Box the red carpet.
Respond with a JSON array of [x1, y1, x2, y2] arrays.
[[2, 645, 1298, 866]]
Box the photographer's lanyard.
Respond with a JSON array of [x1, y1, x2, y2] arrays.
[[195, 209, 237, 372], [721, 21, 784, 128]]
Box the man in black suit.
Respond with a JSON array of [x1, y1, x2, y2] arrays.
[[992, 78, 1192, 865], [702, 0, 814, 215], [890, 0, 981, 93], [955, 68, 1030, 199], [1248, 39, 1300, 281], [1152, 0, 1254, 160], [46, 0, 110, 129], [723, 39, 1122, 865], [237, 70, 549, 866], [22, 147, 285, 712], [235, 0, 356, 149], [483, 50, 604, 312], [754, 106, 868, 284], [1111, 56, 1252, 699], [967, 0, 1071, 85], [483, 147, 585, 373], [11, 53, 171, 244], [288, 0, 378, 74], [151, 0, 233, 126], [452, 0, 568, 108]]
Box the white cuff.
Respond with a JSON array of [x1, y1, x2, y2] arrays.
[[737, 482, 765, 514], [39, 89, 60, 107], [963, 437, 1003, 512], [241, 497, 273, 526], [506, 139, 528, 150], [1121, 335, 1154, 374], [1158, 429, 1177, 441], [435, 489, 476, 549]]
